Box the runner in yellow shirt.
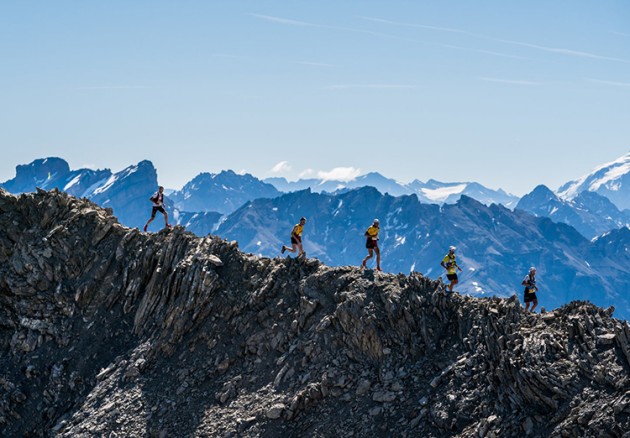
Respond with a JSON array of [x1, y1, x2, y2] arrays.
[[441, 246, 462, 292], [281, 217, 306, 257], [362, 219, 381, 271]]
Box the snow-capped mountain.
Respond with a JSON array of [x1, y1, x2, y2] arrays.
[[170, 170, 281, 214], [1, 158, 162, 229], [558, 152, 630, 210], [408, 179, 519, 207], [516, 185, 630, 238], [0, 157, 112, 198], [88, 160, 161, 229], [216, 187, 630, 319], [265, 173, 519, 207]]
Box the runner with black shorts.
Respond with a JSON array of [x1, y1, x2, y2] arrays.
[[522, 267, 538, 312], [143, 186, 171, 232], [362, 219, 381, 271], [441, 246, 462, 292], [281, 217, 306, 257]]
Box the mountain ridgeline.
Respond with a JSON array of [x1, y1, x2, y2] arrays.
[[1, 188, 630, 437], [2, 156, 630, 319], [516, 185, 630, 239], [217, 187, 630, 320]]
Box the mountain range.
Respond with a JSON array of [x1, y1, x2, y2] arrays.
[[216, 187, 630, 319], [516, 185, 630, 238], [2, 154, 630, 318], [170, 170, 281, 214], [265, 173, 519, 207]]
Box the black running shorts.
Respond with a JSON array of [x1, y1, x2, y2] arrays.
[[524, 289, 537, 303], [151, 206, 166, 218], [366, 238, 378, 249]]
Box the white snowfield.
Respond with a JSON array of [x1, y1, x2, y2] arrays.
[[420, 184, 467, 203], [558, 152, 630, 200]]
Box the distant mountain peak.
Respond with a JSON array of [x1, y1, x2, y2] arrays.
[[558, 152, 630, 209], [529, 185, 557, 199]]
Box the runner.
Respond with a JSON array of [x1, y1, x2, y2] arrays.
[[281, 217, 307, 257], [362, 219, 381, 271], [441, 246, 462, 292], [522, 267, 539, 312], [143, 186, 171, 232]]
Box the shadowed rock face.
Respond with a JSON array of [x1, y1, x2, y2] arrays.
[[1, 188, 630, 437]]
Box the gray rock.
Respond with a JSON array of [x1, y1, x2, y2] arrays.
[[355, 379, 371, 396], [266, 404, 285, 419], [373, 391, 396, 403]]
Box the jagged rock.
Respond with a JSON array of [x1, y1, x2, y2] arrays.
[[0, 189, 630, 437], [356, 379, 371, 396], [207, 254, 223, 266], [373, 391, 396, 403], [266, 404, 285, 419]]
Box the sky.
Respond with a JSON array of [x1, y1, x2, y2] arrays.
[[1, 1, 629, 196]]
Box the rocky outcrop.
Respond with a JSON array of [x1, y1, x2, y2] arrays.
[[1, 188, 629, 437]]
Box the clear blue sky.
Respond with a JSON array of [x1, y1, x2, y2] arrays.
[[1, 1, 629, 195]]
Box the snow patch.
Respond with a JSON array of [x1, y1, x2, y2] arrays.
[[332, 200, 343, 217], [64, 175, 82, 191], [589, 161, 630, 192], [420, 184, 467, 202], [92, 175, 118, 195]]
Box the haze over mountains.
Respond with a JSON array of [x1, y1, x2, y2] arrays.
[[265, 173, 519, 207], [2, 153, 629, 318]]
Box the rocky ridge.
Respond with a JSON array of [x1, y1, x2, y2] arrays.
[[1, 188, 630, 437]]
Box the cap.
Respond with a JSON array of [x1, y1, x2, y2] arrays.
[[373, 218, 380, 224], [449, 246, 456, 252]]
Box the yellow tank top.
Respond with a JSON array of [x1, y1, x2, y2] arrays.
[[442, 254, 457, 274], [366, 226, 379, 239], [292, 224, 304, 236]]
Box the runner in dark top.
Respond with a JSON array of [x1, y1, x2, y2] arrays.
[[143, 186, 171, 232], [522, 267, 538, 312]]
